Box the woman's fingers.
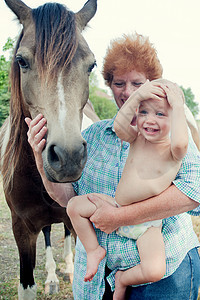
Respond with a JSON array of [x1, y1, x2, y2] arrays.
[[24, 117, 32, 127], [25, 114, 47, 153]]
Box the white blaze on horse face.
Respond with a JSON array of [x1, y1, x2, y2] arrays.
[[57, 73, 67, 130]]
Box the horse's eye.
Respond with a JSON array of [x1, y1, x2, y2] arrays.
[[88, 61, 97, 74], [15, 55, 29, 69]]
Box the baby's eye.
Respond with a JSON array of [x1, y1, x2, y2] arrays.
[[139, 110, 147, 115], [157, 112, 164, 116]]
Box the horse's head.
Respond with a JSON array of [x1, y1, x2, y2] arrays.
[[5, 0, 97, 182]]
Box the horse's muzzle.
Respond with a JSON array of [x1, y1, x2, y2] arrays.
[[43, 141, 87, 183]]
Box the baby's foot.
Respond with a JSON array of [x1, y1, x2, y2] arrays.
[[113, 270, 126, 300], [84, 246, 106, 282]]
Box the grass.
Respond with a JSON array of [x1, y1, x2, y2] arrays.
[[0, 182, 74, 300]]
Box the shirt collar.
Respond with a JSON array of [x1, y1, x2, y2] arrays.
[[105, 115, 117, 134]]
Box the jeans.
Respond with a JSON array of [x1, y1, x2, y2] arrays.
[[103, 248, 200, 300]]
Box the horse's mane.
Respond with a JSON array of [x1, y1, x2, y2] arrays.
[[1, 3, 78, 191], [32, 3, 78, 81]]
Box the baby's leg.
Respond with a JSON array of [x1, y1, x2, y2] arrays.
[[67, 195, 106, 282], [114, 226, 166, 300], [137, 226, 166, 283]]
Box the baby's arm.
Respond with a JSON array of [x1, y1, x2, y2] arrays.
[[114, 80, 166, 143], [163, 82, 188, 161]]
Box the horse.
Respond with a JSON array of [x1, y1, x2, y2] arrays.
[[0, 0, 98, 299], [40, 99, 100, 294], [41, 99, 100, 294]]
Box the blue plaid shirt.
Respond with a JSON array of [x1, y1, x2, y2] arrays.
[[72, 117, 200, 300]]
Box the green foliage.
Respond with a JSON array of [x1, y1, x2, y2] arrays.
[[3, 37, 15, 53], [0, 38, 15, 126], [0, 55, 10, 126], [89, 70, 98, 96], [89, 71, 117, 119], [181, 86, 199, 118], [90, 94, 117, 120]]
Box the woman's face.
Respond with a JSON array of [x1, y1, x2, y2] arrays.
[[111, 70, 147, 108]]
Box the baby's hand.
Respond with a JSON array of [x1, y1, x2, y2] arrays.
[[160, 80, 185, 108]]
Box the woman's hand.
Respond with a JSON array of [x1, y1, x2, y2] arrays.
[[133, 79, 166, 103], [88, 194, 120, 234], [25, 114, 75, 207], [25, 114, 47, 175]]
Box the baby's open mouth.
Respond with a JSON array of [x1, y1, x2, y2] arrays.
[[145, 127, 159, 132]]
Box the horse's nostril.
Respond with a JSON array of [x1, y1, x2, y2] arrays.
[[81, 141, 87, 155], [48, 145, 64, 171], [47, 142, 87, 173]]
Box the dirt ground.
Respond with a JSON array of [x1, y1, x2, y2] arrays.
[[0, 187, 74, 299]]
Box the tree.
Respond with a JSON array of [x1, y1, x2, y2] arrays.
[[89, 71, 117, 119], [181, 86, 199, 118], [0, 38, 15, 126], [0, 55, 10, 126]]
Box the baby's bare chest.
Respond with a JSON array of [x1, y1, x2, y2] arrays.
[[126, 141, 178, 179]]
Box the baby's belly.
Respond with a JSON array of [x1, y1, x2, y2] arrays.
[[115, 171, 171, 206]]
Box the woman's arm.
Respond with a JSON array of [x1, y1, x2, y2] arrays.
[[114, 94, 139, 143], [88, 185, 199, 234], [25, 114, 76, 207]]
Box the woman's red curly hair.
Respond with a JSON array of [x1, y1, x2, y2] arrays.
[[102, 33, 163, 87]]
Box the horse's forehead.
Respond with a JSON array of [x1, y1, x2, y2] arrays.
[[20, 23, 36, 52], [77, 29, 93, 55], [73, 33, 95, 68]]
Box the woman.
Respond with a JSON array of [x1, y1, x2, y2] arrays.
[[25, 33, 200, 299]]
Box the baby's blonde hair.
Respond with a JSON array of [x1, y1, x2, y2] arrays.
[[102, 33, 163, 87]]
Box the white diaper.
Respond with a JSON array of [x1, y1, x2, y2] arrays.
[[114, 199, 162, 240]]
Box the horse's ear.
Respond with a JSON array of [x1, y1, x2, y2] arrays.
[[5, 0, 31, 25], [76, 0, 97, 31]]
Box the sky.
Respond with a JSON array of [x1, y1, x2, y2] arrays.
[[1, 0, 200, 118]]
